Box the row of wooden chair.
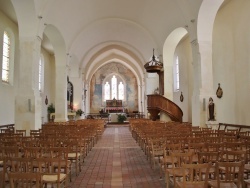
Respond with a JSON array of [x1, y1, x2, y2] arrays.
[[129, 119, 250, 187], [1, 154, 69, 188], [165, 158, 245, 188], [0, 119, 106, 188]]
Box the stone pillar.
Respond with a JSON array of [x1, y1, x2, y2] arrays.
[[138, 82, 145, 114], [160, 112, 171, 122], [54, 57, 68, 122], [206, 121, 219, 130], [85, 82, 90, 115], [15, 37, 42, 133], [164, 64, 173, 100], [191, 39, 215, 127]]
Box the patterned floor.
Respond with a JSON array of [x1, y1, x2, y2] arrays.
[[69, 125, 165, 188]]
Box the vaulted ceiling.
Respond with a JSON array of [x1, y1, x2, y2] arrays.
[[0, 0, 231, 77]]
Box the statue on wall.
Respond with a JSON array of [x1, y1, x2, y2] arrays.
[[208, 97, 216, 121], [67, 80, 73, 110]]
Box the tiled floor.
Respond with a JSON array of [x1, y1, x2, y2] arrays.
[[69, 125, 165, 188]]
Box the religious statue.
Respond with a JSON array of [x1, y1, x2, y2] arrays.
[[208, 97, 216, 121]]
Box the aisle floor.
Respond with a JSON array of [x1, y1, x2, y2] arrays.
[[69, 125, 165, 188]]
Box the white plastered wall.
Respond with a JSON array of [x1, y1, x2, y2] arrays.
[[213, 0, 250, 125], [0, 11, 19, 125], [41, 48, 55, 123], [173, 36, 193, 123]]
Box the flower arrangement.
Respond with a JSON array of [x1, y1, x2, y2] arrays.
[[117, 113, 127, 123], [76, 109, 84, 116], [47, 103, 55, 114]]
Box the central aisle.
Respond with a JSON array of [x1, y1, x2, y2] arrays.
[[70, 125, 165, 188]]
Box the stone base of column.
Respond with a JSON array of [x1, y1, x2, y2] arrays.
[[206, 121, 219, 130], [15, 95, 42, 135]]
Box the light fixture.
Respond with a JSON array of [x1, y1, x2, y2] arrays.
[[144, 49, 163, 73]]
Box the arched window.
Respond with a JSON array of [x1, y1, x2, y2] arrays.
[[38, 56, 44, 92], [118, 82, 124, 100], [111, 75, 117, 99], [103, 75, 126, 101], [174, 56, 180, 91], [2, 31, 10, 83]]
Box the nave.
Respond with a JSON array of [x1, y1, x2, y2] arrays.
[[69, 125, 165, 188]]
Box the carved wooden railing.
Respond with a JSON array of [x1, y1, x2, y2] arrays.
[[147, 94, 183, 122]]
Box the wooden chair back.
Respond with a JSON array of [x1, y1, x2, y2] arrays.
[[3, 146, 20, 157], [205, 142, 223, 152], [170, 151, 193, 168], [36, 156, 67, 187], [198, 151, 220, 164], [23, 147, 42, 159], [15, 130, 26, 137], [220, 150, 247, 162], [9, 172, 41, 188], [208, 160, 245, 188], [8, 157, 33, 173], [176, 162, 212, 188]]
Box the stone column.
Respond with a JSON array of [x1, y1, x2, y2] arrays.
[[191, 39, 215, 127], [164, 64, 173, 100], [15, 37, 42, 133], [54, 55, 68, 122]]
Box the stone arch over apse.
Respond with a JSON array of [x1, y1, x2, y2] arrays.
[[89, 62, 138, 113], [84, 45, 143, 86], [163, 27, 188, 100], [83, 45, 144, 112], [197, 0, 224, 92]]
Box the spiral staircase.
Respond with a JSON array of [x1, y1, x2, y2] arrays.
[[147, 94, 183, 122]]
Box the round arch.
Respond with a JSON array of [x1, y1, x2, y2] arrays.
[[11, 0, 37, 37], [191, 0, 224, 126], [163, 27, 188, 100], [197, 0, 224, 92], [84, 45, 145, 108]]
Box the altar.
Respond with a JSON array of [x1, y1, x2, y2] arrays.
[[105, 98, 124, 113], [106, 107, 124, 113]]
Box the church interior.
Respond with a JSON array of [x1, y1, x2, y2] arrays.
[[1, 0, 250, 187]]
